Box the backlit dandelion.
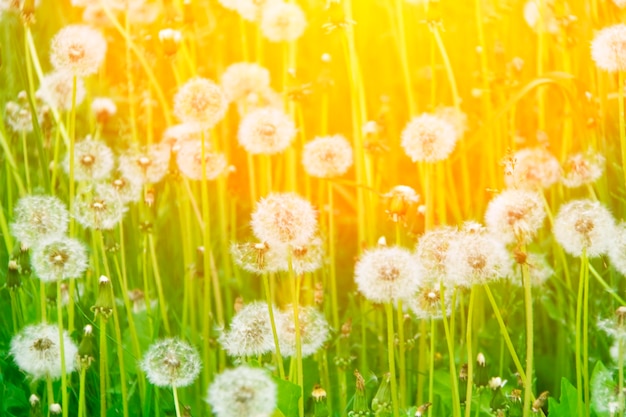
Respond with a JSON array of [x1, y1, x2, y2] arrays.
[[610, 223, 626, 276], [37, 71, 86, 111], [414, 226, 458, 279], [484, 190, 546, 244], [277, 305, 329, 357], [207, 366, 277, 417], [5, 92, 33, 133], [553, 199, 615, 257], [261, 2, 307, 42], [109, 173, 143, 204], [561, 151, 605, 188], [505, 147, 561, 190], [354, 246, 421, 304], [91, 97, 117, 122], [405, 284, 454, 320], [401, 113, 458, 162], [251, 193, 318, 247], [118, 144, 170, 185], [140, 338, 202, 388], [10, 323, 78, 380], [383, 185, 420, 222], [50, 24, 107, 76], [221, 62, 271, 103], [31, 236, 88, 282], [510, 252, 554, 287], [11, 195, 69, 249], [64, 136, 115, 181], [176, 140, 228, 180], [74, 184, 127, 230], [238, 107, 296, 155], [219, 301, 276, 357], [162, 123, 204, 151], [591, 24, 626, 72], [174, 77, 227, 127], [302, 135, 353, 178]]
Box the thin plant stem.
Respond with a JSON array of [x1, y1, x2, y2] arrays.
[[582, 252, 591, 417], [21, 131, 31, 193], [620, 70, 626, 189], [428, 318, 436, 417], [327, 182, 339, 330], [148, 234, 171, 334], [288, 252, 304, 417], [575, 250, 585, 416], [465, 287, 475, 417], [173, 387, 182, 417], [78, 368, 87, 417], [522, 246, 534, 417], [263, 273, 286, 379], [40, 280, 47, 323], [396, 300, 407, 409], [440, 282, 462, 417], [384, 302, 400, 417], [56, 282, 69, 417], [99, 316, 108, 417]]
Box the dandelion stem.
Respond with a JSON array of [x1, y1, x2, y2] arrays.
[[396, 300, 407, 409], [428, 318, 436, 417], [289, 252, 304, 417], [21, 131, 31, 193], [465, 287, 475, 417], [99, 316, 108, 417], [575, 250, 585, 416], [384, 302, 400, 417], [173, 387, 182, 417], [327, 182, 339, 330], [40, 280, 47, 323], [522, 249, 534, 417], [149, 234, 171, 335], [78, 368, 86, 417], [440, 282, 462, 417], [582, 252, 591, 417], [69, 75, 77, 238], [56, 282, 69, 417], [263, 273, 285, 379], [619, 70, 626, 189]]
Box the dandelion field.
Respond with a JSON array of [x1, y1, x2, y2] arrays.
[[3, 0, 626, 416]]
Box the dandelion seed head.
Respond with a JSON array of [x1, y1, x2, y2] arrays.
[[10, 323, 78, 380], [50, 404, 62, 414], [277, 305, 329, 357], [302, 135, 353, 178], [74, 184, 127, 230], [31, 236, 88, 282], [383, 185, 420, 222], [221, 62, 271, 103], [561, 152, 605, 188], [174, 77, 227, 127], [162, 123, 205, 151], [238, 107, 296, 155], [251, 193, 318, 247], [50, 25, 107, 76], [401, 114, 458, 162], [405, 284, 454, 320], [553, 199, 615, 257], [414, 226, 458, 279], [510, 252, 553, 287], [11, 195, 69, 249], [140, 338, 202, 388], [485, 190, 546, 244], [37, 71, 86, 111], [64, 136, 115, 181], [5, 95, 33, 133], [176, 140, 228, 181], [354, 246, 421, 304], [505, 147, 561, 190], [207, 366, 277, 417], [109, 173, 143, 204], [261, 2, 307, 42], [614, 0, 626, 8], [434, 106, 468, 138], [446, 229, 512, 287], [609, 223, 626, 276], [591, 24, 626, 72], [91, 97, 117, 122], [523, 0, 560, 34], [219, 301, 275, 357], [235, 86, 283, 116], [118, 144, 170, 185]]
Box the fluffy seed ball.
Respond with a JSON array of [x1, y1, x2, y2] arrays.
[[414, 226, 459, 280], [561, 152, 605, 188], [50, 25, 107, 76], [251, 193, 317, 247], [219, 301, 275, 357], [553, 199, 616, 258], [238, 107, 296, 155], [74, 184, 127, 230], [610, 223, 626, 276], [505, 147, 561, 190], [207, 366, 277, 417], [140, 338, 202, 388], [118, 144, 171, 185], [591, 24, 626, 72], [354, 246, 421, 304], [11, 195, 69, 249], [37, 71, 86, 111], [174, 77, 227, 127], [10, 323, 78, 380], [302, 135, 354, 178], [277, 306, 329, 357], [484, 190, 546, 244], [64, 137, 115, 181], [401, 114, 458, 162], [221, 62, 271, 103], [31, 237, 89, 282], [176, 140, 228, 181], [261, 2, 307, 42]]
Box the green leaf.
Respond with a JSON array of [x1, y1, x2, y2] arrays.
[[547, 378, 579, 417], [274, 377, 302, 417]]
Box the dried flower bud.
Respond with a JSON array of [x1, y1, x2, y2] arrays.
[[159, 28, 182, 56], [91, 276, 114, 319]]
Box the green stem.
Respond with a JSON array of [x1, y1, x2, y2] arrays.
[[384, 302, 400, 417], [522, 249, 534, 417], [263, 273, 286, 379], [21, 130, 31, 193], [173, 387, 182, 417], [582, 252, 591, 417], [620, 70, 626, 191], [428, 318, 435, 417], [289, 253, 304, 417], [56, 282, 69, 417], [327, 182, 339, 330], [575, 251, 585, 416], [100, 316, 108, 417], [78, 368, 86, 417], [465, 287, 475, 417], [148, 234, 171, 334], [396, 300, 407, 409], [440, 282, 461, 417]]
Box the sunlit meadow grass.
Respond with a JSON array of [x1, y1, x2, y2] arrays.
[[2, 1, 626, 417]]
